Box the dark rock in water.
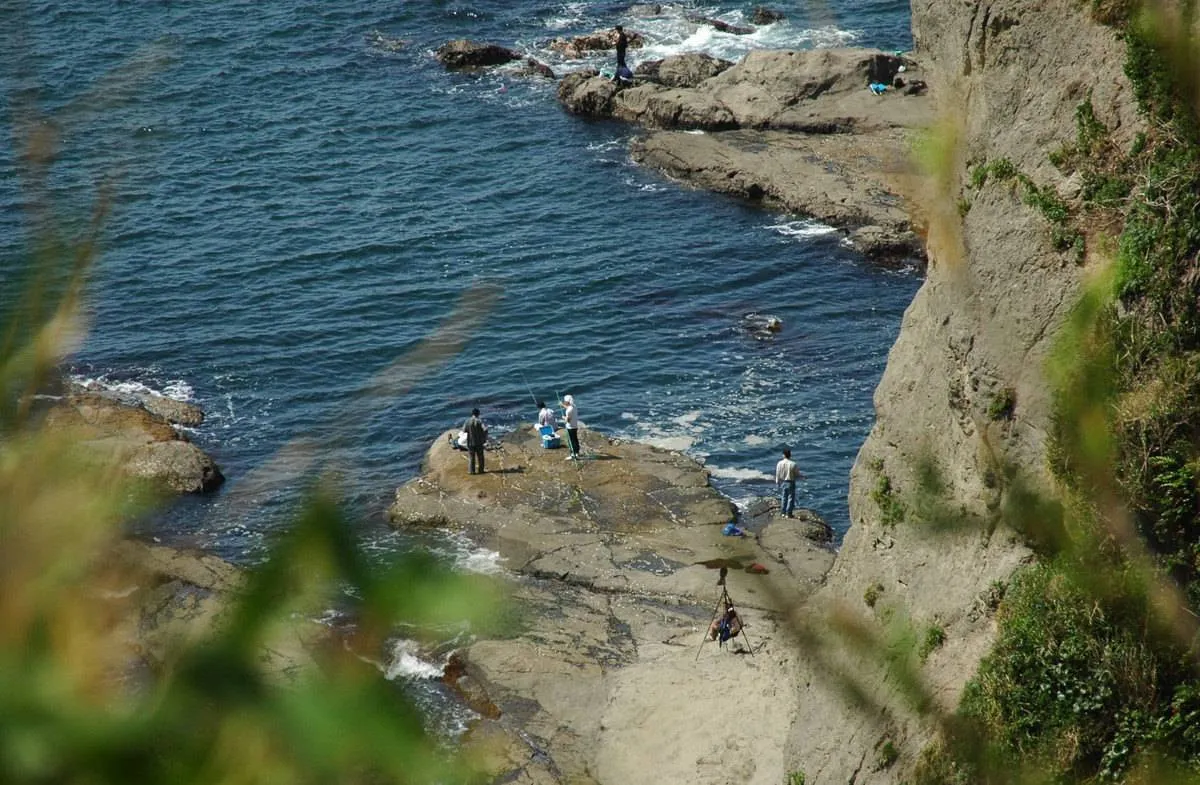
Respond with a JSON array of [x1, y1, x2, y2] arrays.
[[514, 57, 556, 80], [435, 39, 521, 69], [652, 52, 733, 88], [751, 6, 786, 25], [739, 312, 784, 340], [687, 14, 756, 35], [548, 28, 644, 59]]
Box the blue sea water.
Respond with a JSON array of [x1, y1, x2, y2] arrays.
[[1, 1, 918, 571]]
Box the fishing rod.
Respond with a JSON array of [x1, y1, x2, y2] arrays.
[[520, 374, 540, 409]]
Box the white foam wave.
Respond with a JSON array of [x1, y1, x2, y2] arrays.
[[706, 464, 773, 482], [766, 219, 838, 240], [71, 374, 194, 401], [673, 410, 703, 428], [637, 432, 695, 452], [385, 639, 443, 681], [743, 434, 768, 446], [544, 2, 591, 30], [586, 138, 625, 152], [458, 547, 503, 575]]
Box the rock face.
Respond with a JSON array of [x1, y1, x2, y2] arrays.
[[435, 39, 521, 69], [782, 2, 1143, 783], [42, 393, 224, 493], [558, 48, 932, 260], [105, 540, 319, 683], [389, 426, 835, 783]]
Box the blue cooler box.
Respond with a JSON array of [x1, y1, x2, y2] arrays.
[[539, 424, 561, 449]]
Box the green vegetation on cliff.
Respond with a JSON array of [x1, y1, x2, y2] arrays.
[[921, 4, 1200, 782]]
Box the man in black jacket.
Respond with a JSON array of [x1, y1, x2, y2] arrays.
[[615, 25, 628, 70], [464, 408, 488, 474]]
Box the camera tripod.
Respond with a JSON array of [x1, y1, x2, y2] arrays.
[[695, 566, 756, 659]]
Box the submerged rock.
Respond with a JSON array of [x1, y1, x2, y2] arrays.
[[435, 39, 521, 69]]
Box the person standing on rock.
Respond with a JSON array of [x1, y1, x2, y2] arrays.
[[561, 394, 580, 460], [614, 25, 628, 70], [775, 448, 804, 517], [464, 407, 489, 475]]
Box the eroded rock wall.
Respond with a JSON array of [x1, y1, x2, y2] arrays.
[[786, 2, 1140, 782]]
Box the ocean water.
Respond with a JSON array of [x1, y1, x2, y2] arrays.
[[1, 0, 918, 572]]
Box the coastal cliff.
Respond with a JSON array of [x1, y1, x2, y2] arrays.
[[784, 1, 1141, 782]]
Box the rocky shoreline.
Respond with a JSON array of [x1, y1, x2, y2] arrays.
[[436, 34, 932, 262], [389, 426, 835, 783], [556, 47, 931, 261]]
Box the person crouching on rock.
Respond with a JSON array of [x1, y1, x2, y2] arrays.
[[537, 400, 557, 430], [464, 407, 489, 475]]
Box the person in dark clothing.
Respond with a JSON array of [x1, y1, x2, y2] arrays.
[[464, 407, 488, 475], [615, 25, 628, 70]]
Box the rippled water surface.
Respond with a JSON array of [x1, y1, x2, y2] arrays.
[[2, 0, 920, 564]]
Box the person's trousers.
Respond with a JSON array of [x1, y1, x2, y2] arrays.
[[566, 427, 580, 456], [469, 448, 485, 474], [780, 480, 796, 516]]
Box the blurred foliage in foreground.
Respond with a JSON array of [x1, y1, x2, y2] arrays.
[[1, 45, 506, 785]]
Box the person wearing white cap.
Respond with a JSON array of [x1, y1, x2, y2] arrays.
[[561, 394, 580, 459]]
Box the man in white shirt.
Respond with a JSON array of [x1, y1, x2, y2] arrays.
[[775, 448, 805, 517], [562, 394, 580, 459]]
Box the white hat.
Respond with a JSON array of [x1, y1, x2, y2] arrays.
[[563, 394, 574, 404]]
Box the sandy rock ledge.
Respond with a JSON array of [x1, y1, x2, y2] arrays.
[[389, 426, 835, 784]]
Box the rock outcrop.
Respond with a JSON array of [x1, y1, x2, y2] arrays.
[[782, 2, 1143, 783], [548, 28, 644, 59], [42, 393, 223, 493], [558, 48, 932, 260], [105, 540, 320, 683], [389, 426, 835, 783], [436, 39, 521, 69]]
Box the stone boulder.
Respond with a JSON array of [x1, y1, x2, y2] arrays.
[[435, 39, 521, 69], [42, 393, 224, 493], [556, 70, 619, 117], [642, 52, 733, 88], [67, 379, 206, 426], [547, 28, 644, 59]]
